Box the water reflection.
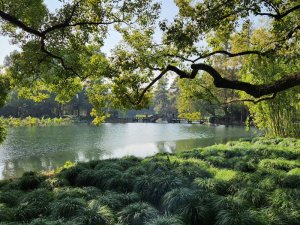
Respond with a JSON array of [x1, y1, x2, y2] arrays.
[[0, 123, 255, 179]]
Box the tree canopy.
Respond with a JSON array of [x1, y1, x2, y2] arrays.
[[0, 0, 299, 129]]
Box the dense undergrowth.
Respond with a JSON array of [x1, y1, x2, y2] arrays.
[[0, 137, 299, 225]]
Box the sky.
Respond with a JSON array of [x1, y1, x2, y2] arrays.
[[0, 0, 178, 64]]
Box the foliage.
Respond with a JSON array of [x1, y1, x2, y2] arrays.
[[0, 137, 299, 224], [0, 0, 299, 144], [15, 188, 53, 221], [51, 197, 85, 219], [18, 172, 42, 191], [2, 116, 71, 127], [145, 214, 185, 225], [117, 202, 158, 225]]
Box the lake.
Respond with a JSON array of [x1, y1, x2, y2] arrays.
[[0, 123, 256, 179]]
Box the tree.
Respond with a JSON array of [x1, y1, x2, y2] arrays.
[[112, 0, 300, 105], [0, 1, 299, 99], [0, 0, 299, 133], [153, 77, 171, 116]]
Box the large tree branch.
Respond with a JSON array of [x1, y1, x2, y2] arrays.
[[224, 93, 277, 105], [0, 10, 43, 37], [256, 4, 300, 20], [40, 37, 80, 77], [188, 64, 300, 98], [192, 50, 270, 63], [134, 63, 300, 105], [135, 68, 169, 104], [0, 3, 124, 78]]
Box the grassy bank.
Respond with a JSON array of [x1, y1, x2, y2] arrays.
[[0, 137, 299, 225], [1, 117, 72, 127]]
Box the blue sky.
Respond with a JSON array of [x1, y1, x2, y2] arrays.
[[0, 0, 178, 64]]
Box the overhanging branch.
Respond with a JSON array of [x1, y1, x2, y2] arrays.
[[256, 4, 300, 20], [224, 93, 277, 105], [134, 63, 300, 105]]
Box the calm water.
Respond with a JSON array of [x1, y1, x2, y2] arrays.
[[0, 123, 256, 179]]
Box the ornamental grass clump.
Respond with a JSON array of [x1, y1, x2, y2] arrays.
[[50, 197, 85, 219], [145, 214, 185, 225], [15, 189, 53, 221], [117, 202, 158, 225]]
